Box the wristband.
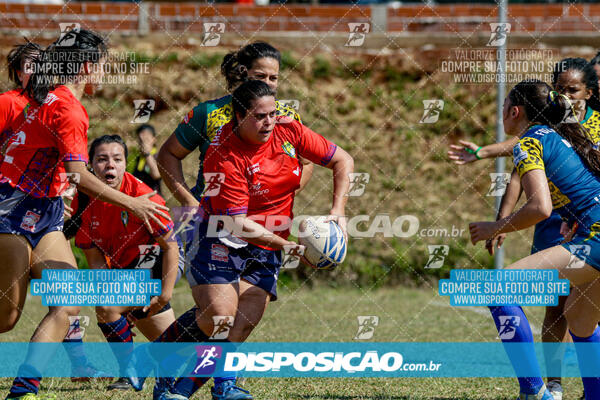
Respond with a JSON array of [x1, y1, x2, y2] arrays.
[[466, 146, 482, 160]]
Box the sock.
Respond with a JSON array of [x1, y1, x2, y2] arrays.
[[489, 306, 545, 395], [156, 307, 209, 343], [172, 376, 210, 397], [8, 364, 41, 397], [98, 316, 134, 376], [64, 316, 89, 368], [570, 327, 600, 400], [63, 338, 89, 370]]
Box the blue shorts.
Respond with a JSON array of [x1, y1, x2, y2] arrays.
[[185, 221, 282, 301], [0, 182, 64, 248], [531, 211, 564, 254], [561, 226, 600, 272]]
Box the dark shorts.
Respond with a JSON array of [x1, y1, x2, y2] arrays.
[[186, 221, 282, 301], [531, 211, 564, 254], [0, 182, 64, 248]]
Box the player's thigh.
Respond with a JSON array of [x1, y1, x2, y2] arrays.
[[192, 283, 239, 316], [31, 231, 77, 277], [191, 283, 239, 334], [136, 308, 176, 341], [236, 279, 270, 328], [0, 234, 31, 331], [563, 280, 600, 337], [507, 245, 599, 287]]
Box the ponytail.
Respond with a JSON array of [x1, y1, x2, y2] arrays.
[[509, 79, 600, 175]]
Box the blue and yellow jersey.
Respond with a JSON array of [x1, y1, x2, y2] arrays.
[[513, 124, 600, 231], [581, 106, 600, 146], [174, 94, 301, 199]]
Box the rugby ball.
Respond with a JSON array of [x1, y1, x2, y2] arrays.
[[298, 217, 347, 270]]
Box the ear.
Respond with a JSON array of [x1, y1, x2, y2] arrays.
[[585, 88, 592, 100], [510, 105, 520, 119]]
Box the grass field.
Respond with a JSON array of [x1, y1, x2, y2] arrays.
[[0, 283, 584, 399]]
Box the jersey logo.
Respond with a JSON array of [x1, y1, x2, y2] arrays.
[[23, 103, 30, 120], [211, 243, 229, 262], [20, 210, 41, 233], [512, 143, 528, 165], [247, 163, 260, 175], [282, 141, 297, 158], [183, 109, 194, 124], [121, 211, 129, 227]]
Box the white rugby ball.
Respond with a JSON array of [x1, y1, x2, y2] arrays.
[[298, 217, 347, 270]]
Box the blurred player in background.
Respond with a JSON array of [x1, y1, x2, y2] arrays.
[[68, 135, 183, 391], [0, 29, 170, 399], [133, 124, 162, 195], [469, 79, 600, 400], [153, 80, 353, 400], [448, 57, 600, 400]]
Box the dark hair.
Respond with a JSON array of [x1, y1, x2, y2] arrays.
[[552, 57, 600, 112], [509, 79, 600, 174], [7, 41, 41, 88], [135, 124, 156, 137], [221, 42, 281, 91], [232, 80, 276, 120], [89, 134, 128, 161], [26, 29, 108, 104], [590, 51, 600, 66]]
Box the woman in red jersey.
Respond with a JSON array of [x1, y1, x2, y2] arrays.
[[154, 80, 354, 400], [71, 135, 183, 391], [0, 30, 169, 399]]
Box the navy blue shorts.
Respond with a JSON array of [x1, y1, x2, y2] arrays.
[[185, 221, 282, 301], [531, 211, 564, 254], [0, 182, 64, 248]]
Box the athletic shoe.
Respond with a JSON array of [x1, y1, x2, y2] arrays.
[[5, 394, 56, 400], [107, 377, 137, 391], [517, 385, 555, 400], [157, 392, 188, 400], [70, 364, 111, 382], [546, 381, 563, 400], [153, 378, 174, 400], [211, 379, 253, 400]]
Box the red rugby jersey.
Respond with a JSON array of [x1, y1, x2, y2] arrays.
[[0, 85, 88, 198], [201, 119, 337, 241], [74, 172, 174, 268], [0, 89, 30, 166]]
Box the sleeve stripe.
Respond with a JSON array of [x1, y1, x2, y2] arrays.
[[320, 144, 337, 166]]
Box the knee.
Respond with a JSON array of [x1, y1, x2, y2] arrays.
[[95, 306, 116, 323], [0, 308, 22, 333], [50, 305, 81, 320], [565, 306, 596, 337]]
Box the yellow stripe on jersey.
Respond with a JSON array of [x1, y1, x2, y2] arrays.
[[548, 180, 571, 209], [583, 109, 600, 145], [206, 103, 233, 143], [514, 136, 544, 178]]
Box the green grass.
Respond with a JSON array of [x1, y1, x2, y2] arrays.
[[0, 285, 584, 399]]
